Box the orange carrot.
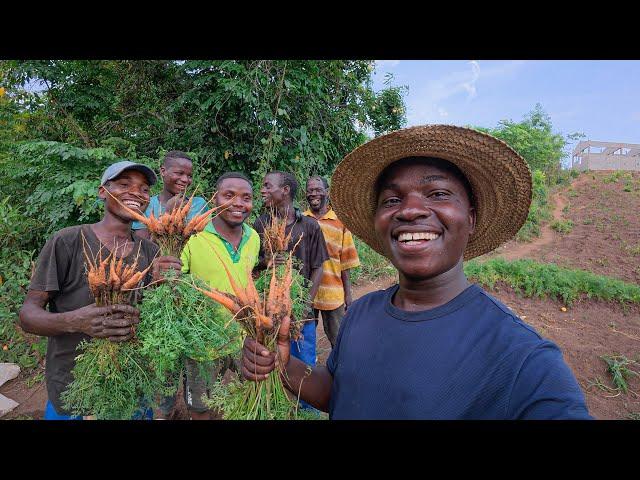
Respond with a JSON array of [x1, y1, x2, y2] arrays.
[[194, 286, 242, 314], [121, 263, 153, 290]]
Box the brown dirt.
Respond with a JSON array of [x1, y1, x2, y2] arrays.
[[489, 171, 640, 284], [488, 283, 640, 420]]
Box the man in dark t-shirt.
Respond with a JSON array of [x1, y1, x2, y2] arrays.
[[239, 126, 593, 419], [253, 171, 329, 369], [19, 161, 182, 419]]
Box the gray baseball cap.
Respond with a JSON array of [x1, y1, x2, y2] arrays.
[[100, 160, 157, 186]]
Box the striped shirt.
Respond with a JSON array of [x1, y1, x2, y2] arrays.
[[303, 208, 360, 310]]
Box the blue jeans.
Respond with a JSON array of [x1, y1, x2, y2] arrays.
[[44, 400, 153, 420], [290, 320, 317, 411]]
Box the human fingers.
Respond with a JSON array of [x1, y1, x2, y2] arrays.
[[243, 337, 270, 357], [277, 316, 291, 344], [108, 332, 134, 343], [111, 304, 140, 316], [102, 317, 137, 328], [101, 327, 133, 337], [241, 362, 273, 381]]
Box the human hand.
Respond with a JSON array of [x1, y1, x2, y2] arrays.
[[165, 195, 184, 213], [241, 316, 291, 381], [267, 252, 287, 269], [74, 304, 140, 342], [344, 293, 352, 312], [152, 256, 182, 282]]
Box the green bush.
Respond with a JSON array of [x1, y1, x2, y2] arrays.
[[0, 196, 47, 370], [465, 258, 640, 306], [516, 169, 552, 242]]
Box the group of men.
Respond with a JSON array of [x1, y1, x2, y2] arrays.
[[20, 150, 360, 420], [20, 125, 593, 420]]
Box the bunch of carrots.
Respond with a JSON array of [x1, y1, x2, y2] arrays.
[[83, 236, 153, 308], [107, 190, 229, 257], [260, 206, 294, 267], [62, 236, 160, 419], [192, 233, 307, 419]]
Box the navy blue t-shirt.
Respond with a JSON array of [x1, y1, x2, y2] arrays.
[[326, 284, 592, 419]]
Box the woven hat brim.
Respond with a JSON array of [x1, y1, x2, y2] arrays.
[[330, 125, 532, 261]]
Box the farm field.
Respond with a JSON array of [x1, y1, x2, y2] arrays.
[[2, 171, 639, 420]]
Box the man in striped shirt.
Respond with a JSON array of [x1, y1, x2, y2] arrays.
[[304, 176, 360, 348]]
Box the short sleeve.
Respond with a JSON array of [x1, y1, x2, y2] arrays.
[[507, 342, 593, 420], [340, 228, 360, 271], [29, 233, 71, 293]]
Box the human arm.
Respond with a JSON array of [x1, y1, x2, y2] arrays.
[[19, 290, 140, 342], [341, 270, 352, 311], [507, 342, 593, 419], [340, 228, 359, 311], [309, 266, 323, 306], [241, 316, 333, 412]]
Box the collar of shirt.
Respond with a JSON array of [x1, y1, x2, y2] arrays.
[[303, 206, 338, 221], [204, 221, 251, 262]]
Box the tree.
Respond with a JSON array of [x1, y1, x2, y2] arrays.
[[474, 103, 568, 179]]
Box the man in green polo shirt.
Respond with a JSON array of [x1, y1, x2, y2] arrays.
[[159, 171, 260, 420]]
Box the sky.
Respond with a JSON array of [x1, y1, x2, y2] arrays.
[[372, 60, 640, 161]]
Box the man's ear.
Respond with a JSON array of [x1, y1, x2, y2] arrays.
[[97, 185, 107, 202], [468, 206, 477, 235], [159, 165, 166, 178], [282, 184, 291, 198]]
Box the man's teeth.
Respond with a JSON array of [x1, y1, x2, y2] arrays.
[[397, 232, 440, 242], [123, 201, 141, 208]]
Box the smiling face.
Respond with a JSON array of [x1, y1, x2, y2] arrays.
[[160, 157, 193, 195], [306, 178, 328, 213], [374, 157, 476, 280], [99, 170, 151, 222], [215, 177, 253, 227]]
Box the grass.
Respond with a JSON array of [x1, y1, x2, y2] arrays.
[[600, 355, 639, 394], [603, 171, 626, 184], [25, 370, 44, 388], [582, 217, 594, 225], [351, 236, 396, 284], [551, 219, 574, 234], [515, 170, 552, 242], [464, 258, 640, 306], [624, 243, 640, 257]]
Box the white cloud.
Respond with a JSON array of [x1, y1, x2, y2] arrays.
[[461, 60, 480, 99], [406, 60, 528, 126]]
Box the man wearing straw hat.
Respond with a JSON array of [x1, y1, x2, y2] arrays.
[[239, 125, 592, 419]]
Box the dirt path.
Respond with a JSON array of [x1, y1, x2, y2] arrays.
[[490, 174, 590, 261]]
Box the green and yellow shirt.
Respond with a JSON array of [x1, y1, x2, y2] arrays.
[[181, 222, 260, 292]]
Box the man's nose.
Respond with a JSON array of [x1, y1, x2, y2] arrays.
[[395, 194, 432, 222]]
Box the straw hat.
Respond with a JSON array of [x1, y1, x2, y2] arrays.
[[330, 125, 532, 260]]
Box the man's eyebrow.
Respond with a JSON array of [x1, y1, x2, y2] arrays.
[[378, 182, 400, 192], [421, 174, 447, 184]]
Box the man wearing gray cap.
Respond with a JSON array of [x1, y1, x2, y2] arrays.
[[19, 160, 182, 419]]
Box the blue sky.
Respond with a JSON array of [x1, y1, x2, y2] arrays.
[[372, 60, 640, 161]]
